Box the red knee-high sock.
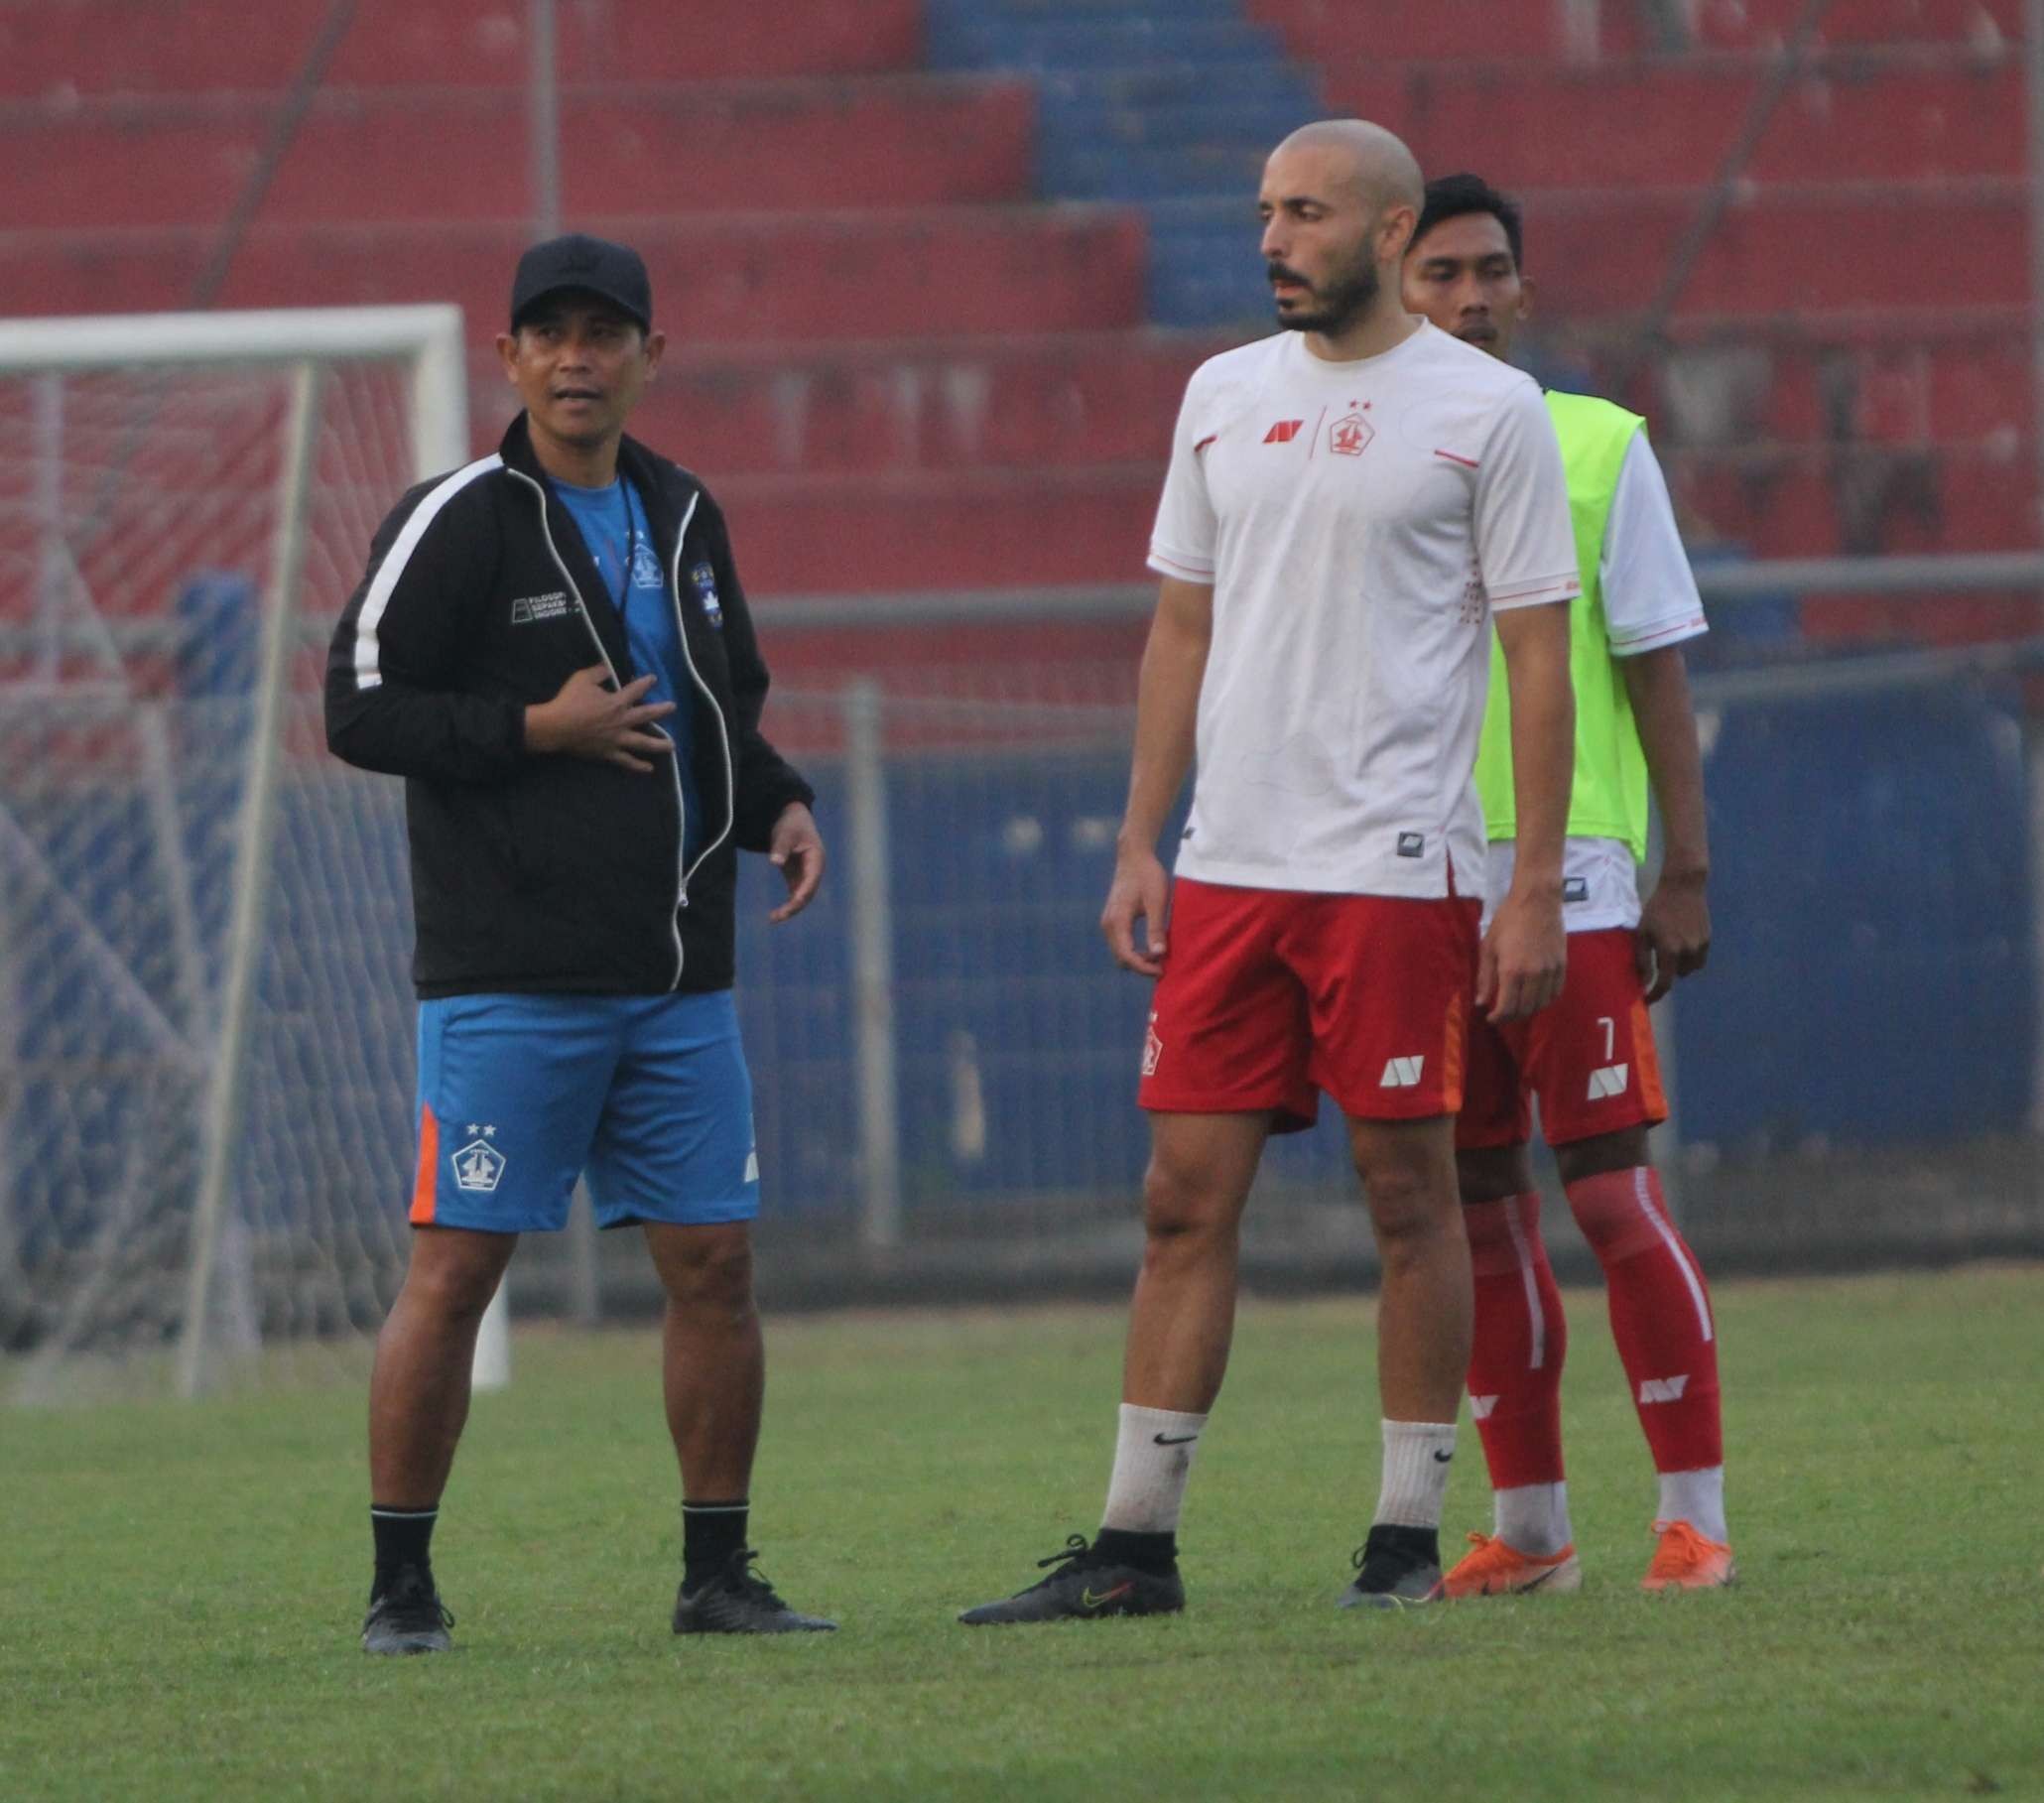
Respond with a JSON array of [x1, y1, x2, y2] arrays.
[[1566, 1167, 1723, 1474], [1463, 1193, 1567, 1489]]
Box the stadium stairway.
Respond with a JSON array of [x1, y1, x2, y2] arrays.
[[924, 0, 1322, 327], [5, 0, 2033, 599]]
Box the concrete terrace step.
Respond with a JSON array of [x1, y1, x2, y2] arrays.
[[1039, 136, 1274, 204], [4, 76, 1038, 230], [927, 8, 1293, 75], [1031, 62, 1316, 111], [1246, 0, 1571, 63], [1725, 332, 2033, 446], [462, 331, 1231, 476], [1149, 184, 2026, 324], [1673, 444, 2033, 559], [1694, 0, 2020, 50], [0, 0, 922, 100], [0, 207, 1147, 343], [1253, 0, 2021, 70], [1321, 60, 2020, 190], [709, 463, 1167, 594]]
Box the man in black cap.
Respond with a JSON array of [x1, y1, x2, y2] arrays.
[[327, 233, 834, 1649]]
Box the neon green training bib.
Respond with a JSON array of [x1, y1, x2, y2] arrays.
[[1472, 388, 1649, 861]]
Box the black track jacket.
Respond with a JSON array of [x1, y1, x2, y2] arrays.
[[325, 413, 814, 998]]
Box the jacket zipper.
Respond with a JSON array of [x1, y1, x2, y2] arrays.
[[666, 499, 736, 912], [511, 464, 696, 989]]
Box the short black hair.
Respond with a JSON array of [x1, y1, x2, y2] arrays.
[[1411, 174, 1524, 270]]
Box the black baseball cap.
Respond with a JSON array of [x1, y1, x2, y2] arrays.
[[509, 233, 653, 333]]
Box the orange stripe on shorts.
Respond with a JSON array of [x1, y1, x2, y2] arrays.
[[1631, 996, 1669, 1119], [1440, 984, 1469, 1113], [409, 1102, 440, 1225]]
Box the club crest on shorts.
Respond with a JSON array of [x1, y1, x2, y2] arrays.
[[1142, 1011, 1163, 1078], [690, 561, 723, 628], [451, 1124, 506, 1194]]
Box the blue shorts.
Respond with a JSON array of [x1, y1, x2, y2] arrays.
[[408, 991, 759, 1234]]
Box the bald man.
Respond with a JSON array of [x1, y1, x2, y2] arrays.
[[958, 123, 1581, 1622]]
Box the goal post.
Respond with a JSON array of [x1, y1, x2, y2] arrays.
[[0, 304, 508, 1403]]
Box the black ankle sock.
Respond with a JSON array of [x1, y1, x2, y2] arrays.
[[682, 1498, 749, 1586], [371, 1505, 438, 1592], [1367, 1522, 1440, 1566], [1092, 1526, 1178, 1575]]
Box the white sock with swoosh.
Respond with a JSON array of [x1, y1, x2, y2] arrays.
[[1100, 1403, 1209, 1534], [1374, 1419, 1459, 1530]]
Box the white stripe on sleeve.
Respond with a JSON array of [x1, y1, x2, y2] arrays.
[[352, 453, 502, 692]]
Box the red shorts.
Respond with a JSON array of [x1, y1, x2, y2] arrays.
[[1137, 877, 1480, 1130], [1456, 927, 1670, 1150]]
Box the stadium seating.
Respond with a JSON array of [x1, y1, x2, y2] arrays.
[[1, 0, 2030, 593]]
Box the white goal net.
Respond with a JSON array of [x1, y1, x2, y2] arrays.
[[0, 308, 471, 1403]]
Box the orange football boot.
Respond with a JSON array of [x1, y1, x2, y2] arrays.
[[1640, 1519, 1736, 1592], [1442, 1531, 1583, 1598]]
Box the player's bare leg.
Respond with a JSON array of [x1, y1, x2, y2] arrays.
[[646, 1222, 764, 1497], [1340, 1114, 1469, 1609], [1121, 1109, 1271, 1409], [958, 1111, 1266, 1624], [1556, 1128, 1732, 1590], [363, 1225, 515, 1652], [647, 1223, 833, 1633], [370, 1226, 517, 1504]]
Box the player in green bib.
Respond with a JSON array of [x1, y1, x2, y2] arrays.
[[1404, 175, 1734, 1595]]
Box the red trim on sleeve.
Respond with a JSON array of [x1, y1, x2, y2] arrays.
[[1610, 613, 1709, 656]]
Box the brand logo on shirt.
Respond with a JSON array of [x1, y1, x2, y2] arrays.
[[1396, 832, 1425, 858], [1379, 1055, 1426, 1090], [1330, 411, 1374, 457], [1587, 1063, 1631, 1101], [1262, 419, 1304, 445], [509, 590, 575, 624], [690, 561, 723, 628], [451, 1124, 506, 1193], [1564, 876, 1590, 903]]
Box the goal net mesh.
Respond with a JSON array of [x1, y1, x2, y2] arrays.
[[1, 335, 446, 1402]]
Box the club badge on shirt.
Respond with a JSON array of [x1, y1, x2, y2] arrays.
[[690, 561, 723, 628]]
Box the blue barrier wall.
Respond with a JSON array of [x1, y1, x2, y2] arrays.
[[8, 680, 2035, 1259]]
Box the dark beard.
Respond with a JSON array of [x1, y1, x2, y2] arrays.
[[1272, 254, 1379, 336]]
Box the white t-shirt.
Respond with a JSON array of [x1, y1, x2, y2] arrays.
[[1479, 431, 1710, 933], [1148, 322, 1580, 899]]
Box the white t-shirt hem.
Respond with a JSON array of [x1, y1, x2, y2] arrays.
[[1481, 836, 1642, 934], [1177, 847, 1478, 901]]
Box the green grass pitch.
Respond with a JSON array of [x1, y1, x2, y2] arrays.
[[6, 1264, 2042, 1801]]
